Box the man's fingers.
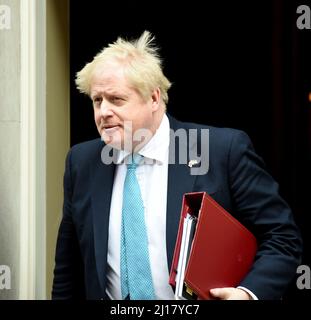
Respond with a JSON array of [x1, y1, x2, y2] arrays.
[[210, 287, 251, 300], [210, 288, 231, 299]]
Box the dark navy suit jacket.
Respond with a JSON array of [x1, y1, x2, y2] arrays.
[[52, 115, 302, 300]]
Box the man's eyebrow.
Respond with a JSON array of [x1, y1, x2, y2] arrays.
[[91, 89, 129, 97], [90, 90, 101, 99], [105, 89, 129, 97]]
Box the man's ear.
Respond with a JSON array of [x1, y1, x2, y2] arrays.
[[151, 88, 161, 112]]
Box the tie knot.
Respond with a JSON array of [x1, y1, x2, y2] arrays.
[[127, 154, 142, 170]]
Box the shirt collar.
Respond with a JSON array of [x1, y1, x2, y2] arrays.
[[116, 113, 170, 165]]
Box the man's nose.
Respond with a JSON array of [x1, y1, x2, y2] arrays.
[[99, 101, 114, 117]]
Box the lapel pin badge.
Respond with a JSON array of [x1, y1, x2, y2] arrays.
[[188, 159, 199, 168]]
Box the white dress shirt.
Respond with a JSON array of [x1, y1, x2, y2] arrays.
[[105, 114, 175, 299]]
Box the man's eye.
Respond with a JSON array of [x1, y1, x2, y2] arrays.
[[93, 97, 102, 104], [111, 97, 124, 104]]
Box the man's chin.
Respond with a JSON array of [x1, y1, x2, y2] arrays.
[[100, 134, 124, 150]]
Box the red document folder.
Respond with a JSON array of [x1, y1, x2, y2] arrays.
[[169, 192, 258, 300]]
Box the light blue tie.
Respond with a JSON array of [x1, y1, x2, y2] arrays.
[[120, 154, 155, 300]]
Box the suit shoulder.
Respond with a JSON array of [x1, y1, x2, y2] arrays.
[[69, 138, 104, 162], [175, 118, 250, 144], [171, 117, 253, 155], [169, 115, 247, 136], [71, 138, 102, 151], [209, 126, 251, 143], [203, 126, 252, 156]]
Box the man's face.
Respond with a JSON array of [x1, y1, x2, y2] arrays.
[[90, 62, 160, 151]]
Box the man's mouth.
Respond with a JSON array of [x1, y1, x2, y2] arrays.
[[102, 125, 120, 135]]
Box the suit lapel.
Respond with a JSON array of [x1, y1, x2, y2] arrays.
[[166, 116, 197, 271], [91, 145, 116, 293]]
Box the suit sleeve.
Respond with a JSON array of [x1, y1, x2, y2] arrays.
[[52, 149, 86, 299], [228, 131, 302, 299]]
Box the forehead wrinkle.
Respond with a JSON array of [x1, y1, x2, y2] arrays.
[[90, 83, 132, 101], [91, 73, 138, 101]]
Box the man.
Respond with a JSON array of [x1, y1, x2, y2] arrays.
[[52, 31, 302, 300]]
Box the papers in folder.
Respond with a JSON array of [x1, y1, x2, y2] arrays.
[[174, 214, 197, 300]]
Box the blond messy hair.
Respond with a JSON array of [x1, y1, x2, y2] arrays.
[[75, 31, 172, 106]]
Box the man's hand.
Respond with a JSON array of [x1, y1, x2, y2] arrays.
[[210, 287, 252, 300]]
